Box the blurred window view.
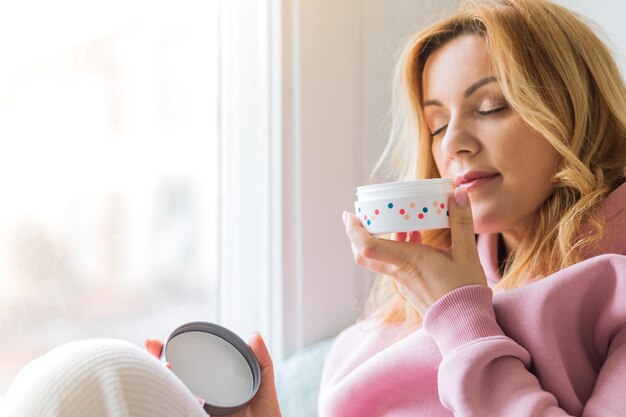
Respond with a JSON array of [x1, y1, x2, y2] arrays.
[[0, 1, 220, 392]]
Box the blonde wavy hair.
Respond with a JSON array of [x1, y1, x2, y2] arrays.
[[366, 0, 626, 325]]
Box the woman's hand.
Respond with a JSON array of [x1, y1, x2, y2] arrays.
[[144, 333, 282, 417], [344, 186, 487, 316]]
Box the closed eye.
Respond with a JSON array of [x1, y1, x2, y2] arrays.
[[431, 105, 507, 137], [478, 106, 507, 116], [431, 124, 448, 137]]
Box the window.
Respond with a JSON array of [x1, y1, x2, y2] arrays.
[[0, 1, 219, 392], [0, 0, 389, 394]]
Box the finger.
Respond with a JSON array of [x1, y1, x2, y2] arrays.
[[144, 339, 164, 359], [247, 332, 279, 401], [345, 212, 415, 265], [391, 232, 408, 242], [407, 231, 422, 244], [248, 332, 273, 374], [351, 242, 395, 276], [165, 362, 172, 370], [449, 187, 479, 263]]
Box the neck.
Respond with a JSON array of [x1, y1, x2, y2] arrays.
[[500, 227, 523, 257]]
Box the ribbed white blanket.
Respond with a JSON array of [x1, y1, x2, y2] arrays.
[[0, 339, 207, 417]]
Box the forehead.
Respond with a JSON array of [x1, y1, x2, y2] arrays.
[[422, 35, 494, 100]]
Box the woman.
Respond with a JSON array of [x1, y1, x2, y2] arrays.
[[321, 0, 626, 415], [2, 0, 625, 416]]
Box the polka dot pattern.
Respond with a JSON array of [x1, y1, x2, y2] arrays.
[[356, 198, 449, 230]]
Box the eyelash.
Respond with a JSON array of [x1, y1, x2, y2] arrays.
[[430, 105, 507, 137], [431, 125, 447, 137], [478, 106, 507, 116]]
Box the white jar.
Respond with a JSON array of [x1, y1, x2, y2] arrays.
[[354, 178, 453, 235]]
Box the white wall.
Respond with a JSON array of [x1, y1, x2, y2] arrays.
[[361, 1, 461, 172], [553, 0, 626, 75], [281, 0, 459, 355]]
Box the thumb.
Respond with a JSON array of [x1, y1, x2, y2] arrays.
[[248, 333, 272, 371], [247, 332, 279, 401], [449, 187, 479, 263]]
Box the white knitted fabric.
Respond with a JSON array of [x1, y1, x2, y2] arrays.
[[0, 339, 207, 417]]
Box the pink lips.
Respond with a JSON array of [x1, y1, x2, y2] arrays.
[[454, 171, 500, 191]]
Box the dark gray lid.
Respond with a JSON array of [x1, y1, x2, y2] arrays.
[[165, 321, 261, 415]]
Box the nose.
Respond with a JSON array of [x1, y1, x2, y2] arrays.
[[439, 117, 480, 160]]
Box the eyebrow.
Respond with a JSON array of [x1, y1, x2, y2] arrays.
[[423, 76, 498, 108]]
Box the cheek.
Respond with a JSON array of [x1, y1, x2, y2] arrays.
[[512, 132, 560, 190], [523, 150, 559, 201], [498, 134, 560, 220]]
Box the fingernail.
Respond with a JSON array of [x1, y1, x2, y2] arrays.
[[342, 211, 348, 224], [454, 187, 468, 206], [143, 339, 150, 348]]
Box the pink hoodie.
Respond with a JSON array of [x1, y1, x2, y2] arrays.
[[319, 183, 626, 417]]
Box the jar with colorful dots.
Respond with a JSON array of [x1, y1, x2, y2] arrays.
[[354, 178, 452, 234]]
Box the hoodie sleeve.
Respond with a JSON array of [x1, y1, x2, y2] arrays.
[[582, 324, 626, 416], [424, 284, 626, 417]]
